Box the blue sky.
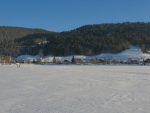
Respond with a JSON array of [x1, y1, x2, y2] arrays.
[[0, 0, 150, 31]]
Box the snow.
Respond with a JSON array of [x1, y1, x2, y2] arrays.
[[96, 46, 150, 61], [42, 56, 54, 63], [16, 47, 150, 63], [0, 64, 150, 113], [96, 53, 114, 59], [16, 55, 40, 62], [42, 55, 87, 63], [114, 46, 144, 60], [63, 55, 87, 62]]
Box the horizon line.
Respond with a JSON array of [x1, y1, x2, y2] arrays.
[[0, 21, 150, 32]]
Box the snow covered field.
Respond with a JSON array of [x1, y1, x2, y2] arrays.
[[0, 64, 150, 113]]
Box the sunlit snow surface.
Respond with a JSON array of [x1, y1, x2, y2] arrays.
[[0, 64, 150, 113], [95, 46, 150, 60]]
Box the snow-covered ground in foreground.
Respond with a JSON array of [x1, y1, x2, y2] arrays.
[[0, 64, 150, 113]]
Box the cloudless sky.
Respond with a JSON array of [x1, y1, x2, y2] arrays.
[[0, 0, 150, 31]]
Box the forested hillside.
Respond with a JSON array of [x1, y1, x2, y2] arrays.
[[0, 27, 54, 56], [1, 22, 150, 56]]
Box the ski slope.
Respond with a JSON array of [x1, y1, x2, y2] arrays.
[[96, 46, 150, 60], [0, 64, 150, 113]]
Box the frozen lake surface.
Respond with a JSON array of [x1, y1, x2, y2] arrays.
[[0, 64, 150, 113]]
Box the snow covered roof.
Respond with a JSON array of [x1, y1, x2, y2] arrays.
[[16, 55, 40, 62]]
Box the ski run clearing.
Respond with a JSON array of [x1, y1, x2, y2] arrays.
[[0, 64, 150, 113]]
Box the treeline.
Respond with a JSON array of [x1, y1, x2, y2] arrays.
[[1, 22, 150, 56]]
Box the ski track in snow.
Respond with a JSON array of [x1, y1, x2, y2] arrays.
[[0, 64, 150, 113]]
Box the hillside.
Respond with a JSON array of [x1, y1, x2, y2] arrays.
[[18, 22, 150, 56], [0, 26, 52, 40], [0, 26, 56, 55], [1, 22, 150, 56]]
